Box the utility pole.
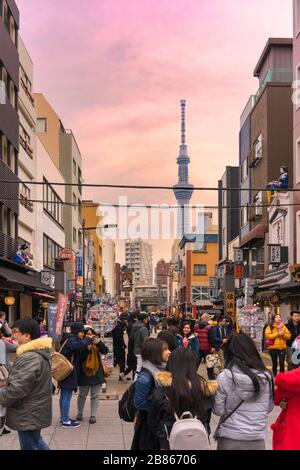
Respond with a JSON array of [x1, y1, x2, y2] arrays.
[[82, 218, 86, 320]]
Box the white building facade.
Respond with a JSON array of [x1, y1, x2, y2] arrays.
[[35, 138, 65, 273], [125, 239, 153, 285], [18, 36, 37, 267]]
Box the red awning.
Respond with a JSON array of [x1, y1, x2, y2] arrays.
[[32, 292, 55, 300]]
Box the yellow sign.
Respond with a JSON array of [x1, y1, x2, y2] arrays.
[[226, 291, 235, 323], [42, 302, 49, 309], [4, 296, 15, 306]]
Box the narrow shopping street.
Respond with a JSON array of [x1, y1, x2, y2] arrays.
[[0, 365, 279, 451]]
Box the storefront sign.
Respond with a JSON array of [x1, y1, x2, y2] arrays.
[[226, 291, 235, 323], [234, 248, 244, 263], [269, 245, 281, 265], [59, 248, 74, 261], [55, 293, 68, 336], [234, 263, 244, 279], [4, 296, 15, 306], [68, 280, 76, 291], [41, 271, 55, 289]]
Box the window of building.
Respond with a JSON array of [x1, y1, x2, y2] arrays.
[[78, 231, 83, 250], [20, 183, 33, 212], [194, 264, 207, 276], [9, 14, 16, 44], [253, 191, 263, 218], [36, 118, 47, 133], [241, 205, 248, 227], [1, 0, 8, 28], [0, 133, 16, 173], [43, 177, 63, 227], [1, 133, 8, 165], [1, 64, 8, 98], [73, 159, 76, 176], [192, 286, 209, 302], [43, 234, 62, 269], [78, 167, 82, 194], [0, 1, 17, 45], [241, 157, 249, 182], [73, 193, 76, 209], [73, 227, 77, 243], [10, 212, 16, 238], [19, 124, 33, 158], [9, 79, 15, 107], [0, 63, 17, 110], [254, 134, 263, 162], [78, 199, 82, 221]]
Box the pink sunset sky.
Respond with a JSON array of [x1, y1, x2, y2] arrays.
[[17, 0, 293, 265]]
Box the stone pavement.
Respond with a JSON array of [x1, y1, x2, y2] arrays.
[[0, 365, 279, 451]]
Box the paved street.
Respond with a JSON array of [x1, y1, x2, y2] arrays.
[[0, 365, 279, 451]]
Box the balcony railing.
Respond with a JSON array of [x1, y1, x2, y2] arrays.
[[249, 204, 263, 221], [255, 68, 293, 101], [20, 78, 35, 106], [20, 135, 34, 158], [0, 232, 18, 259], [20, 193, 34, 212], [249, 145, 263, 168]]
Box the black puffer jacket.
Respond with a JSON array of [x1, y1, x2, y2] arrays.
[[147, 371, 217, 449], [285, 320, 300, 347], [59, 334, 92, 390], [0, 337, 53, 431]]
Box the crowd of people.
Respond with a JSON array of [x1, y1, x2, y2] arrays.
[[0, 308, 299, 451]]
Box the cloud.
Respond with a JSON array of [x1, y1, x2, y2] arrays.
[[16, 0, 293, 262]]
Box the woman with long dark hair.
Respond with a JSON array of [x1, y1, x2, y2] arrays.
[[131, 338, 170, 450], [175, 321, 199, 357], [147, 348, 217, 450], [213, 332, 274, 450]]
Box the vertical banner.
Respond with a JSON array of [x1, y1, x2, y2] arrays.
[[48, 303, 58, 340], [77, 250, 83, 277], [55, 293, 68, 336], [226, 291, 235, 324]]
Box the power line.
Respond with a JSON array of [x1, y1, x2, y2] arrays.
[[0, 179, 298, 193], [1, 197, 299, 210]]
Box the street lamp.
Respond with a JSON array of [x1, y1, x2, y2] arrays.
[[79, 221, 118, 319]]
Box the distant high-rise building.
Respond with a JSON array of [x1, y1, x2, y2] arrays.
[[125, 239, 153, 285], [103, 238, 116, 297], [173, 100, 194, 238], [155, 259, 170, 287]]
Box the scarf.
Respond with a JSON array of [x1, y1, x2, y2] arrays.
[[83, 344, 100, 377], [142, 359, 167, 382]]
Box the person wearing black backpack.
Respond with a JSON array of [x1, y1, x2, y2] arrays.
[[147, 348, 217, 450], [131, 338, 170, 450]]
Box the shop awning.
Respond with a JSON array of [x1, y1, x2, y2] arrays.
[[0, 266, 54, 293], [240, 224, 268, 247], [31, 292, 55, 300]]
